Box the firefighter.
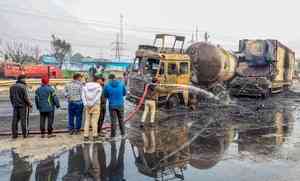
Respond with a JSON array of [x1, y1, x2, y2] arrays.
[[140, 78, 164, 128], [9, 75, 32, 139]]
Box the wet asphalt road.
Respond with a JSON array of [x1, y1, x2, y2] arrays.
[[1, 93, 300, 181]]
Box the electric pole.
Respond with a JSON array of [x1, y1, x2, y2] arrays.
[[204, 32, 210, 42], [195, 26, 199, 42], [119, 14, 124, 58], [111, 14, 126, 61], [189, 33, 195, 44], [115, 33, 120, 60]]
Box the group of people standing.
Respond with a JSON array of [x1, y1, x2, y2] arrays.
[[9, 72, 127, 141], [10, 75, 61, 139]]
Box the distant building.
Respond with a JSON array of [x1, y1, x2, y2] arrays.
[[41, 55, 59, 65], [40, 55, 133, 72]]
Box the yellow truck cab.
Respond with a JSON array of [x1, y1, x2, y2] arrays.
[[128, 34, 191, 109]]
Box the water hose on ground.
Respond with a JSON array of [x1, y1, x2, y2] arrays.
[[0, 84, 149, 136]]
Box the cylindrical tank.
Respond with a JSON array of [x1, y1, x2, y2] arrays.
[[186, 42, 237, 86]]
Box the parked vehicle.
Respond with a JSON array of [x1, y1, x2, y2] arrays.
[[127, 35, 296, 109], [230, 39, 295, 97], [0, 63, 63, 79]]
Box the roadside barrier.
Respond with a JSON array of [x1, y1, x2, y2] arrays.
[[0, 79, 72, 87]]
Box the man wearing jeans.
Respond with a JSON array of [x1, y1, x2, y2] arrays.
[[65, 73, 84, 135], [103, 74, 127, 138]]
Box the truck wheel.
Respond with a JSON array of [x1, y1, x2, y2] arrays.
[[167, 95, 180, 110]]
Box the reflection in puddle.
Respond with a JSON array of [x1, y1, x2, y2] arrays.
[[1, 105, 299, 181]]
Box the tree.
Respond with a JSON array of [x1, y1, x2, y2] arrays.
[[51, 34, 71, 68], [0, 41, 41, 65]]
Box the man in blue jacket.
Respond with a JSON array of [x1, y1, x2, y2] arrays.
[[103, 74, 127, 138], [35, 76, 60, 138]]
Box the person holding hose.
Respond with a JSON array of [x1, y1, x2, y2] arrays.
[[82, 75, 102, 141], [35, 76, 60, 138], [140, 78, 166, 128], [103, 74, 127, 138], [9, 75, 32, 139]]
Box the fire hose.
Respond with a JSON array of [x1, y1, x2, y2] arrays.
[[0, 84, 149, 136]]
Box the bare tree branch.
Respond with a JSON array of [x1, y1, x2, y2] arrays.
[[2, 41, 42, 65]]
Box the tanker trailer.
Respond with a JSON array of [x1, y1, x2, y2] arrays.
[[186, 42, 237, 87], [127, 34, 238, 110], [186, 42, 237, 104]]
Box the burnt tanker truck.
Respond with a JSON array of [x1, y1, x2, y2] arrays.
[[187, 39, 295, 97], [127, 34, 295, 109]]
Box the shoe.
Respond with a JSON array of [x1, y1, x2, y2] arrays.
[[47, 134, 56, 138], [84, 137, 89, 142], [75, 129, 80, 135], [41, 134, 45, 138], [12, 136, 18, 139], [70, 130, 74, 135]]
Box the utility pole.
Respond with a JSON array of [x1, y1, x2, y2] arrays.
[[111, 14, 126, 61], [204, 32, 210, 42], [189, 33, 195, 44], [119, 14, 124, 58], [115, 33, 120, 61], [195, 26, 199, 42]]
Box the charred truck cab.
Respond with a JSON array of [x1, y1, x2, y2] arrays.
[[230, 39, 295, 97], [127, 34, 191, 109]]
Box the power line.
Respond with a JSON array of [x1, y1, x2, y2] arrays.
[[0, 6, 208, 37], [1, 33, 110, 49]]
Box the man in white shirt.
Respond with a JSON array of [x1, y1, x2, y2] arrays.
[[82, 75, 102, 141]]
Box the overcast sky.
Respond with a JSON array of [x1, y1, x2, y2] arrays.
[[52, 0, 300, 53], [1, 0, 299, 57]]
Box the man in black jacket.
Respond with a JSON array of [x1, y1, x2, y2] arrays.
[[9, 75, 32, 139]]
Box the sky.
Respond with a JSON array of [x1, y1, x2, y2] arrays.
[[54, 0, 300, 54], [0, 0, 299, 57]]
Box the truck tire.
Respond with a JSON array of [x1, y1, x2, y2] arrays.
[[166, 95, 180, 110]]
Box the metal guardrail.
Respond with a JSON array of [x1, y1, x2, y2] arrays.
[[0, 79, 72, 87]]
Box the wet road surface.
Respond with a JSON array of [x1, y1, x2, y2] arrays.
[[1, 94, 300, 181]]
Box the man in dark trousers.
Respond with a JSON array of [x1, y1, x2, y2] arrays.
[[9, 75, 32, 139], [103, 74, 127, 138], [35, 76, 60, 138], [97, 75, 107, 135]]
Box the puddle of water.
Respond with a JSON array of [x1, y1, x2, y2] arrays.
[[1, 83, 300, 181], [1, 99, 300, 181]]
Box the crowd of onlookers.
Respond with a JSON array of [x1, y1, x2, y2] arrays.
[[9, 72, 127, 141]]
